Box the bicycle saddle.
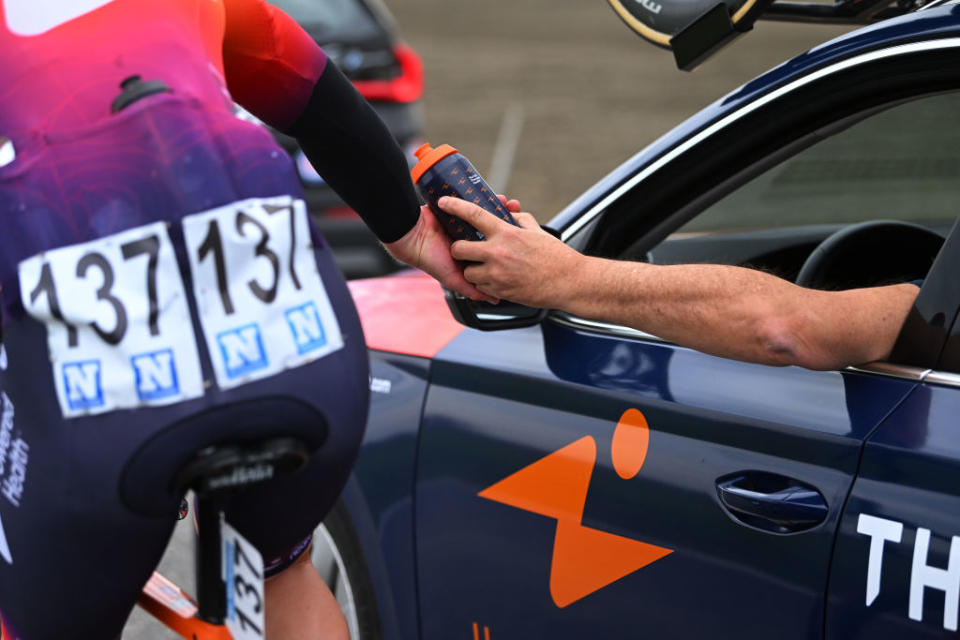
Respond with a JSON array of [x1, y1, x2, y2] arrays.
[[172, 436, 310, 497], [120, 397, 327, 517]]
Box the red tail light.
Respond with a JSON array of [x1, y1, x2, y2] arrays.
[[351, 44, 423, 103]]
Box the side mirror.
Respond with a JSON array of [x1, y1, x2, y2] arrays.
[[443, 223, 558, 330], [444, 290, 547, 331]]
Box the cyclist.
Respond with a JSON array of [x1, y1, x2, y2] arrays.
[[0, 0, 487, 638]]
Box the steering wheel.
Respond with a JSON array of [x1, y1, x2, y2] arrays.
[[795, 220, 944, 290]]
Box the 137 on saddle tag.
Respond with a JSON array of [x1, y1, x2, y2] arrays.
[[222, 517, 266, 640], [18, 221, 204, 418], [182, 196, 344, 389]]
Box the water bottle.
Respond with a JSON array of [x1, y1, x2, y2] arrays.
[[410, 143, 518, 242]]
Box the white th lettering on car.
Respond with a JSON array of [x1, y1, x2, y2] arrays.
[[858, 513, 903, 606], [910, 528, 960, 631], [858, 513, 960, 632]]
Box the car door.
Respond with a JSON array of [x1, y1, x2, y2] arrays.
[[416, 329, 917, 639], [413, 23, 960, 640], [826, 228, 960, 639]]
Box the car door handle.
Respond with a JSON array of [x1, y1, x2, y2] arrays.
[[716, 473, 828, 534]]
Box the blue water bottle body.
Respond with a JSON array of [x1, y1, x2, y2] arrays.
[[411, 143, 518, 242]]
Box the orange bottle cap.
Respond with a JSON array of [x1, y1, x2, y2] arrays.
[[410, 142, 459, 184]]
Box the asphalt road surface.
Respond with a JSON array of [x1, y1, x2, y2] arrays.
[[124, 2, 853, 637]]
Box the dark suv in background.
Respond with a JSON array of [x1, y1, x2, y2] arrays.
[[266, 0, 426, 278]]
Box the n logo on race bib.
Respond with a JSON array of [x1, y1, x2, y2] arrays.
[[217, 324, 269, 380], [285, 302, 327, 355], [4, 0, 116, 36], [62, 360, 105, 411], [131, 349, 181, 402]]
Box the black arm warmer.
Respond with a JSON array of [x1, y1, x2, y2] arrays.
[[285, 61, 421, 244]]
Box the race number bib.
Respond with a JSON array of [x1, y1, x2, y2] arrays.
[[18, 222, 204, 418], [222, 517, 266, 640], [183, 196, 343, 389]]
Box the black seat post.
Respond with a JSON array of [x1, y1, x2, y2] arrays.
[[172, 437, 312, 625], [195, 491, 229, 624]]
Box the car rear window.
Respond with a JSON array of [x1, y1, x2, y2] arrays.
[[270, 0, 382, 41]]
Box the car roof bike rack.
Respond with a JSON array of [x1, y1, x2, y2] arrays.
[[608, 0, 936, 70]]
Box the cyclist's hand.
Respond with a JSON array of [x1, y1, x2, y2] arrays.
[[384, 197, 521, 304]]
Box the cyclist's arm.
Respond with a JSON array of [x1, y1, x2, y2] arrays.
[[221, 0, 419, 243]]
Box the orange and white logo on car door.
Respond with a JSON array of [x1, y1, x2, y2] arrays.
[[3, 0, 116, 36]]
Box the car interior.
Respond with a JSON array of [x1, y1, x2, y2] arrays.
[[597, 91, 960, 292]]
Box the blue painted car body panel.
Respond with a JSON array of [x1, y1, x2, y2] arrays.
[[411, 323, 916, 638], [827, 382, 960, 638], [344, 353, 431, 640]]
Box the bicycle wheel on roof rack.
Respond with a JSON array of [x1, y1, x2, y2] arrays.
[[608, 0, 910, 70], [609, 0, 776, 69]]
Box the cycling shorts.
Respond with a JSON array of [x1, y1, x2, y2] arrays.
[[0, 94, 369, 640]]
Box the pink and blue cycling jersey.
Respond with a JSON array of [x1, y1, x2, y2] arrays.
[[0, 2, 414, 638], [0, 0, 329, 321]]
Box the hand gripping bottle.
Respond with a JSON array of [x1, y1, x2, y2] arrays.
[[410, 143, 518, 241]]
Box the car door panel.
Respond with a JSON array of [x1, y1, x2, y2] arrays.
[[827, 382, 960, 639], [347, 352, 431, 640], [414, 320, 918, 639]]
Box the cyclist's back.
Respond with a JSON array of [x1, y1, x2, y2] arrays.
[[1, 0, 234, 137], [0, 1, 412, 637], [0, 0, 331, 273]]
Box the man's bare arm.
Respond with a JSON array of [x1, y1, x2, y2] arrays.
[[440, 196, 919, 371], [562, 260, 918, 370]]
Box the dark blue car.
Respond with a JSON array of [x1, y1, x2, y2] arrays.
[[313, 1, 960, 637]]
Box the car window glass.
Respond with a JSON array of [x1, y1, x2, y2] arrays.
[[641, 91, 960, 301], [269, 0, 381, 40], [676, 92, 960, 235]]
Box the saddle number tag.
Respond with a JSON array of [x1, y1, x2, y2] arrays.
[[182, 196, 344, 390], [222, 517, 266, 640], [18, 222, 204, 418]]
